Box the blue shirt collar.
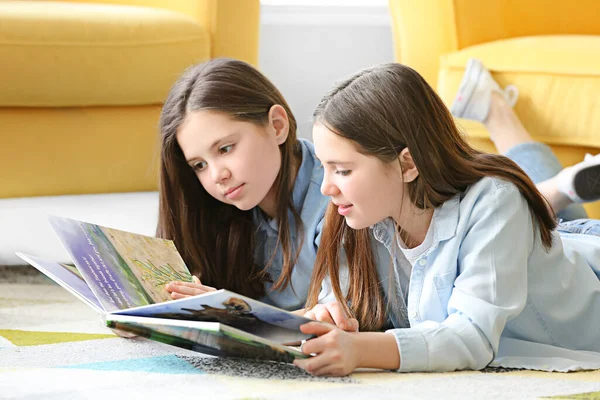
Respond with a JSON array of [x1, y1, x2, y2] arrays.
[[253, 139, 320, 237], [371, 193, 460, 247]]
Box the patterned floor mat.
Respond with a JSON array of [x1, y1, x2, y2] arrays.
[[2, 278, 599, 400]]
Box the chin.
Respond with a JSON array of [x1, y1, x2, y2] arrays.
[[344, 217, 371, 230], [234, 201, 258, 211], [226, 196, 258, 211]]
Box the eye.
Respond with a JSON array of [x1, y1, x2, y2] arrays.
[[219, 144, 234, 154], [336, 170, 351, 176], [192, 161, 207, 171]]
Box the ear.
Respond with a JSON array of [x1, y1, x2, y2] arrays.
[[267, 104, 290, 145], [399, 148, 419, 183]]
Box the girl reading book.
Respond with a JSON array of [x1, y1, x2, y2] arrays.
[[157, 58, 339, 313], [294, 63, 600, 375]]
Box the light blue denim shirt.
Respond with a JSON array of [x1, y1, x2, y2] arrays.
[[372, 177, 600, 372], [253, 139, 329, 311]]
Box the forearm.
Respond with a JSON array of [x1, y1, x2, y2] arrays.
[[387, 314, 494, 372], [356, 332, 400, 370]]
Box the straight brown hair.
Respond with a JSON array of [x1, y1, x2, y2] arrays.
[[157, 58, 303, 299], [305, 63, 556, 330]]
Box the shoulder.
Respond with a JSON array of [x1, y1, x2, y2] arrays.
[[434, 177, 527, 234], [463, 176, 523, 206], [456, 176, 531, 233]]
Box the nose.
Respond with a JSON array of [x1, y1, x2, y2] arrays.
[[211, 163, 231, 183], [320, 174, 340, 197]]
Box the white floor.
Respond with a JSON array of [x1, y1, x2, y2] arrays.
[[0, 191, 158, 266]]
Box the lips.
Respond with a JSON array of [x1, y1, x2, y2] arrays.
[[334, 202, 353, 216], [333, 202, 352, 208], [224, 184, 243, 196], [224, 183, 245, 200]]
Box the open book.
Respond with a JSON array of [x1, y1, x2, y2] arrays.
[[17, 215, 315, 363]]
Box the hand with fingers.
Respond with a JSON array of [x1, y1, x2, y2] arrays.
[[165, 276, 217, 299], [303, 301, 359, 332], [293, 322, 360, 376]]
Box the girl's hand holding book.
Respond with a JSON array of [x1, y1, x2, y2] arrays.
[[303, 301, 359, 332], [165, 276, 217, 299]]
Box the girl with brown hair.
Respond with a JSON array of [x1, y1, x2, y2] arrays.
[[157, 58, 331, 311], [294, 63, 600, 376]]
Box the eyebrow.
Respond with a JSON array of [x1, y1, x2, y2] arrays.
[[185, 133, 238, 164], [325, 160, 353, 165], [209, 133, 237, 150]]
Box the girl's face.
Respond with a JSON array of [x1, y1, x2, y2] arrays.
[[313, 123, 407, 230], [177, 108, 287, 216]]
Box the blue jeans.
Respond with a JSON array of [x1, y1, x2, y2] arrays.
[[556, 218, 600, 236], [505, 142, 600, 236], [506, 142, 588, 221]]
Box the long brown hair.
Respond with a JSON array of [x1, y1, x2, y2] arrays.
[[305, 63, 556, 330], [157, 58, 302, 299]]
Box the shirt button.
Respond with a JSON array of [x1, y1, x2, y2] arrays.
[[418, 258, 427, 266], [410, 311, 417, 318]]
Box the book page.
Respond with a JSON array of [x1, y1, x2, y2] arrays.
[[111, 289, 315, 344], [101, 226, 192, 302], [16, 252, 103, 313], [48, 215, 192, 312]]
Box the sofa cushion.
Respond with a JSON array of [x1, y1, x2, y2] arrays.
[[437, 35, 600, 148], [0, 1, 209, 107]]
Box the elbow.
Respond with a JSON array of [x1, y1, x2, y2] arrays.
[[445, 326, 496, 372], [468, 336, 495, 371], [473, 353, 494, 371]]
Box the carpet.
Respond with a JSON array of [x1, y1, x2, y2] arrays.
[[2, 268, 600, 400]]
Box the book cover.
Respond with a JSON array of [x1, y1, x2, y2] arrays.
[[105, 315, 307, 363]]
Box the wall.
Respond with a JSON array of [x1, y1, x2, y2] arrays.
[[258, 2, 394, 141]]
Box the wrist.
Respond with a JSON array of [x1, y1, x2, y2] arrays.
[[355, 332, 400, 370]]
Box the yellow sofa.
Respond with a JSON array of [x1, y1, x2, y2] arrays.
[[0, 0, 260, 199], [389, 0, 600, 217]]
